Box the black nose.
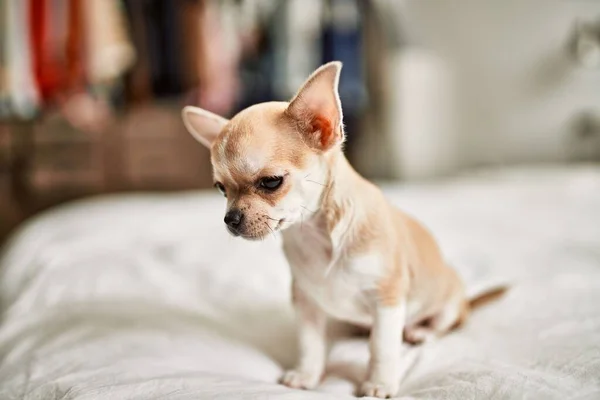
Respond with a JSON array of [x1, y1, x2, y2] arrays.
[[224, 209, 243, 229]]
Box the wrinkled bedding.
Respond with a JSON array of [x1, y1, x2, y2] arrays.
[[0, 166, 599, 399]]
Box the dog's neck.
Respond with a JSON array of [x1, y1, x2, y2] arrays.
[[288, 150, 364, 242], [319, 151, 358, 206]]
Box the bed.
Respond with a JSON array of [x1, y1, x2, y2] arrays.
[[0, 166, 599, 399]]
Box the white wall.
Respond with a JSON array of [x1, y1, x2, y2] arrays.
[[388, 0, 600, 178]]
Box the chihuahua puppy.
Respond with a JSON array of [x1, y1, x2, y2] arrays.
[[182, 62, 479, 398]]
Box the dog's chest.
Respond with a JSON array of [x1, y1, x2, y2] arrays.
[[282, 224, 376, 325]]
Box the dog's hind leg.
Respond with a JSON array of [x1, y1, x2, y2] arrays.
[[403, 300, 468, 345]]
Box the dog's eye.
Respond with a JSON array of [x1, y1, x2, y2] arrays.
[[214, 182, 227, 197], [259, 176, 283, 191]]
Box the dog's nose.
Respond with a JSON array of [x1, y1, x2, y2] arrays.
[[224, 209, 243, 229]]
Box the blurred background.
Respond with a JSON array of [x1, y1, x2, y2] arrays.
[[0, 0, 599, 242]]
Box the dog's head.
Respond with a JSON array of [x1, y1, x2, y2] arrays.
[[182, 62, 345, 240]]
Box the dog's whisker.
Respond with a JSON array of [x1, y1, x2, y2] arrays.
[[261, 213, 280, 222], [264, 221, 277, 240], [305, 179, 326, 187], [301, 205, 317, 214]]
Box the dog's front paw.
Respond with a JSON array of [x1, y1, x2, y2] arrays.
[[360, 380, 399, 398], [403, 327, 436, 345], [279, 369, 320, 390]]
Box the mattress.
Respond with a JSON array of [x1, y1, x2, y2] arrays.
[[0, 166, 599, 399]]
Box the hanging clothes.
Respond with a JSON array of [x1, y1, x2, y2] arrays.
[[0, 0, 9, 118], [321, 0, 365, 112], [123, 0, 186, 99], [122, 0, 152, 103], [83, 0, 135, 87], [271, 0, 323, 100], [179, 0, 202, 93], [57, 0, 134, 133], [0, 0, 135, 121], [321, 0, 367, 149], [233, 0, 278, 111], [235, 19, 275, 111], [30, 0, 66, 102], [65, 0, 84, 92], [5, 0, 40, 119], [195, 0, 241, 116]]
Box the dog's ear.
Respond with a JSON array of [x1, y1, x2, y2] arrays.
[[287, 61, 344, 151], [182, 106, 229, 148]]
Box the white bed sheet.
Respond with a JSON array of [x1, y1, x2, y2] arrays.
[[0, 166, 599, 399]]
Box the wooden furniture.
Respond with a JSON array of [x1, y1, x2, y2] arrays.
[[0, 104, 214, 243]]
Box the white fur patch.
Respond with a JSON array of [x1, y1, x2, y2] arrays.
[[216, 132, 267, 177], [346, 253, 384, 279], [364, 303, 406, 397], [284, 226, 385, 326], [238, 152, 264, 176]]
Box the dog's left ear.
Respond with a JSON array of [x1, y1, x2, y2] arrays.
[[287, 61, 344, 151], [182, 106, 229, 149]]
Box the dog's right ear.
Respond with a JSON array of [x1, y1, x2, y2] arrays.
[[286, 61, 344, 152], [182, 106, 229, 148]]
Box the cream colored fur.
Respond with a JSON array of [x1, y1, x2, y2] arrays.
[[181, 62, 478, 398]]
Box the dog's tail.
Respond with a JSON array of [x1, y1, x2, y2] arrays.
[[454, 283, 509, 329], [467, 284, 509, 310]]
